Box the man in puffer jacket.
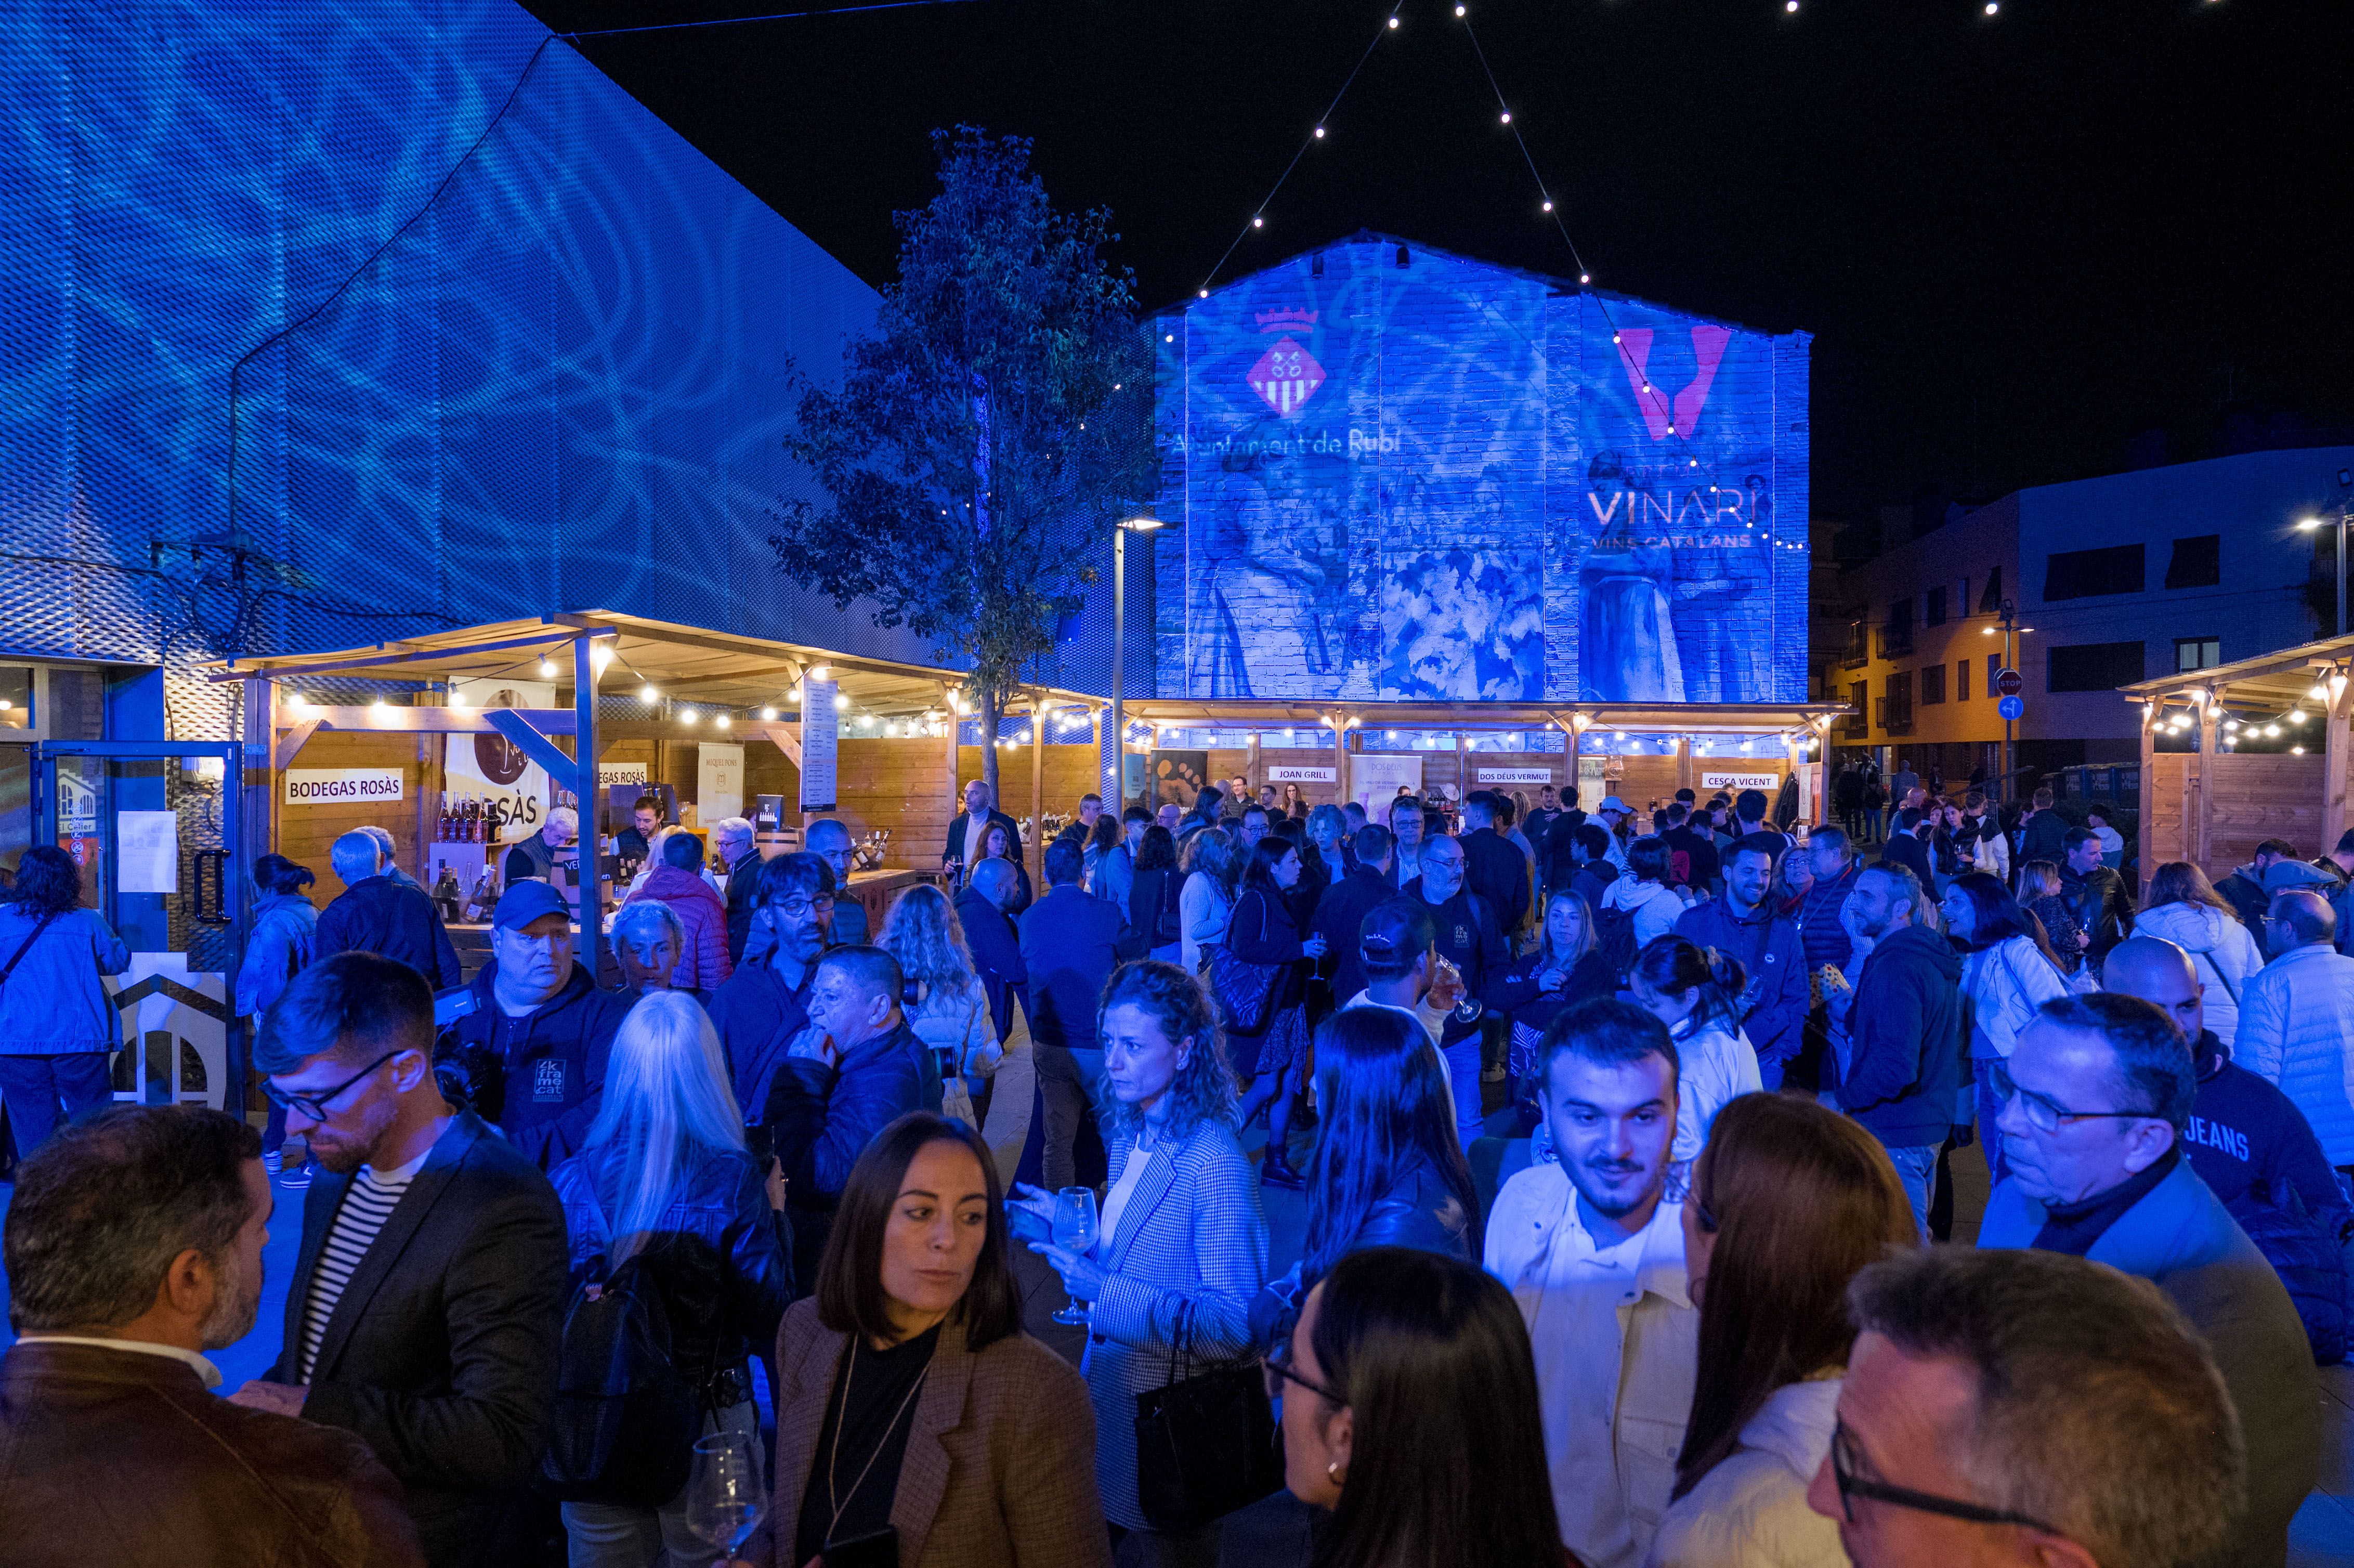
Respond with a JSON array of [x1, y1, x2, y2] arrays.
[[2237, 890, 2354, 1173], [622, 831, 732, 992], [2109, 937, 2350, 1363]]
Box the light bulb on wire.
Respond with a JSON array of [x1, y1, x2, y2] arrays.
[[537, 656, 555, 677]]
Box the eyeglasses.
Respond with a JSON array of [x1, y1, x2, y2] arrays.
[[770, 894, 835, 919], [1261, 1342, 1341, 1406], [264, 1050, 404, 1121], [1829, 1420, 2057, 1533], [1985, 1061, 2156, 1136]]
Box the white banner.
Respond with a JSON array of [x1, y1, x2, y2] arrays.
[[597, 761, 649, 789], [800, 678, 839, 812], [1352, 755, 1424, 821], [283, 767, 405, 806], [1476, 767, 1553, 785], [446, 703, 551, 846], [1266, 765, 1336, 783], [698, 742, 745, 828], [1701, 770, 1780, 790]]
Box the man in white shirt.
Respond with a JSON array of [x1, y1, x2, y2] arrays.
[[1341, 897, 1464, 1049], [1486, 998, 1698, 1568]]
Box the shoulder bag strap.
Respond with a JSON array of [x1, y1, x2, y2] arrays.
[[0, 909, 63, 992], [2198, 947, 2240, 1007]]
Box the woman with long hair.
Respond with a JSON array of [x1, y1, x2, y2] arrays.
[[2016, 858, 2086, 972], [548, 991, 793, 1565], [0, 844, 129, 1161], [1495, 890, 1619, 1126], [1939, 869, 2073, 1169], [1629, 936, 1763, 1165], [1279, 781, 1309, 821], [879, 883, 1001, 1126], [979, 819, 1034, 914], [1250, 1007, 1479, 1351], [1646, 1094, 1918, 1566], [1234, 1247, 1562, 1568], [237, 853, 318, 1182], [2136, 859, 2264, 1047], [753, 1112, 1110, 1568], [1179, 826, 1245, 976], [1084, 811, 1134, 919], [1014, 961, 1268, 1566], [1229, 836, 1331, 1189], [1129, 824, 1185, 964]]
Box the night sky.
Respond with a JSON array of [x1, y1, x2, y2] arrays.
[[524, 0, 2351, 522]]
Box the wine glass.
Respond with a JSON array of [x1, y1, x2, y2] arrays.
[[682, 1430, 765, 1563], [1436, 955, 1484, 1022], [1050, 1186, 1100, 1326]]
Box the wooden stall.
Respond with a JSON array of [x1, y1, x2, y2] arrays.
[[2122, 632, 2354, 894]]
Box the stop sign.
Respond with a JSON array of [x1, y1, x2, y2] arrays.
[[1994, 667, 2024, 698]]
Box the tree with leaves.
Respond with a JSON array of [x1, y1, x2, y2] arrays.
[[769, 127, 1153, 795]]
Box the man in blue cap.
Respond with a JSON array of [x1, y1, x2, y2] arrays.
[[435, 881, 629, 1169]]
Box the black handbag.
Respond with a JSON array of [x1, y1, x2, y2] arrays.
[[1132, 1299, 1284, 1530], [1207, 944, 1279, 1034]]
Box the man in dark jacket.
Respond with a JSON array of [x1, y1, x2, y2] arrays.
[[2060, 828, 2136, 973], [942, 778, 1022, 884], [1315, 824, 1398, 1004], [1660, 802, 1721, 894], [763, 945, 926, 1283], [1977, 993, 2319, 1567], [1018, 840, 1124, 1191], [714, 815, 761, 965], [1798, 826, 1862, 975], [804, 818, 869, 946], [708, 852, 833, 1137], [2015, 786, 2071, 869], [1675, 838, 1806, 1086], [1405, 834, 1512, 1149], [2217, 839, 2301, 936], [1546, 821, 1618, 916], [1878, 805, 1937, 887], [3, 1104, 426, 1568], [1458, 791, 1532, 940], [1829, 860, 1962, 1233], [237, 952, 567, 1568], [316, 832, 461, 988], [956, 857, 1028, 1043], [434, 881, 629, 1169]]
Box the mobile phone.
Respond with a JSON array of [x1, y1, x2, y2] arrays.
[[823, 1526, 900, 1568]]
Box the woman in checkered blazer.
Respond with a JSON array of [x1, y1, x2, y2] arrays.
[[1016, 960, 1270, 1565]]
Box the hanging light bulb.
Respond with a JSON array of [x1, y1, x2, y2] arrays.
[[760, 706, 778, 721], [834, 694, 849, 712], [715, 713, 731, 730], [679, 709, 699, 726], [591, 644, 613, 674], [537, 656, 555, 677]]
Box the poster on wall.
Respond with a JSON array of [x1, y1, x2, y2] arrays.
[[116, 811, 178, 894], [446, 678, 555, 845], [800, 678, 839, 813], [1352, 756, 1424, 822], [1148, 750, 1209, 807], [698, 743, 744, 828], [1155, 239, 1803, 706]]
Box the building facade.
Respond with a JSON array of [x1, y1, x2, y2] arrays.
[[1823, 448, 2354, 788]]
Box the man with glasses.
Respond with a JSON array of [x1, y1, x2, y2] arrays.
[[231, 951, 567, 1568], [2235, 888, 2354, 1179], [1405, 832, 1511, 1149], [1485, 999, 1696, 1568], [435, 881, 627, 1170], [1978, 992, 2317, 1565], [1808, 1246, 2243, 1567], [709, 851, 836, 1131]]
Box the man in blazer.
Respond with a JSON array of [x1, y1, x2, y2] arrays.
[[231, 951, 568, 1568], [957, 857, 1029, 1044], [943, 778, 1022, 886], [1018, 840, 1124, 1191]]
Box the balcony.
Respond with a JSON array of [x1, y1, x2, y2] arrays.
[[1875, 697, 1915, 736], [1874, 623, 1914, 661], [1838, 622, 1870, 670], [1834, 711, 1870, 738]]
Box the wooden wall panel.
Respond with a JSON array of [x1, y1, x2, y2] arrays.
[[273, 731, 430, 901], [2204, 753, 2325, 880], [2144, 754, 2190, 871]]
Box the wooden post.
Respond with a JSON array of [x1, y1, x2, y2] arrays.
[[1029, 695, 1049, 848], [1248, 730, 1262, 799], [1455, 730, 1468, 812], [2136, 701, 2159, 900], [2193, 689, 2219, 879], [2324, 669, 2351, 856], [1675, 737, 1695, 796], [1331, 714, 1350, 809]]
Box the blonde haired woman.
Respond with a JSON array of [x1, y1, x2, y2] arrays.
[[548, 991, 792, 1566], [880, 883, 1003, 1125], [1178, 826, 1246, 976]]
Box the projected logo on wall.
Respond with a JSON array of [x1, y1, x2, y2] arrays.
[[1154, 240, 1807, 704]]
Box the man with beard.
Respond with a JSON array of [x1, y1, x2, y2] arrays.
[[710, 852, 839, 1138], [0, 1105, 424, 1566], [233, 951, 566, 1568], [1485, 998, 1697, 1568]]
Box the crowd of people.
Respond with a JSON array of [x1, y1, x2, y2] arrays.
[[0, 766, 2346, 1568]]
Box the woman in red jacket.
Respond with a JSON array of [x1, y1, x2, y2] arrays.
[[624, 831, 734, 994]]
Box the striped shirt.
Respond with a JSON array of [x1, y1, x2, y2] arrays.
[[297, 1152, 428, 1382]]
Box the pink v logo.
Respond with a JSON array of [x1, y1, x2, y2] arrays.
[[1614, 325, 1732, 440]]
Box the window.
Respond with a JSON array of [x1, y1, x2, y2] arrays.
[[0, 668, 28, 730], [1925, 586, 1947, 627], [1879, 671, 1914, 734], [1958, 659, 1971, 701], [2047, 641, 2147, 692], [1988, 652, 2002, 689], [1921, 664, 1947, 704], [1978, 567, 2003, 614], [2044, 544, 2145, 600], [2164, 535, 2221, 590], [2175, 637, 2220, 672]]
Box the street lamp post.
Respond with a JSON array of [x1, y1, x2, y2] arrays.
[[1983, 598, 2033, 803], [1111, 515, 1162, 805]]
